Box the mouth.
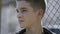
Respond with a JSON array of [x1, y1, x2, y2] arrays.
[[19, 20, 24, 23]]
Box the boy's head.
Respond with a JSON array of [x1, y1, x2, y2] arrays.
[[16, 0, 46, 28]]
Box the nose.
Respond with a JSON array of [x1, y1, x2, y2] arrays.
[[17, 12, 23, 19]]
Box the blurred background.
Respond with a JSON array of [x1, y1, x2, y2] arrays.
[[1, 0, 60, 34]]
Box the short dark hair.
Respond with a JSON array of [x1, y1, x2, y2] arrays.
[[16, 0, 46, 17]]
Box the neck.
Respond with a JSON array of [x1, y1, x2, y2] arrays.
[[25, 22, 43, 34]]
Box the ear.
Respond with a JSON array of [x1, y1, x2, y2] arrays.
[[36, 8, 43, 17]]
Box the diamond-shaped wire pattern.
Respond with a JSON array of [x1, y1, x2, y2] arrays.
[[42, 0, 60, 34]]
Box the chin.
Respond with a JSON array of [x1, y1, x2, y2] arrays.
[[20, 25, 26, 28], [20, 26, 24, 28], [20, 25, 24, 28]]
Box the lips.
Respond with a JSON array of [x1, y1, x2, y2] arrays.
[[19, 20, 24, 22]]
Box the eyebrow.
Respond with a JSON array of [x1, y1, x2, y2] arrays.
[[16, 8, 27, 12], [20, 8, 27, 10]]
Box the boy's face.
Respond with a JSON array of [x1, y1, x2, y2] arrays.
[[16, 1, 42, 28]]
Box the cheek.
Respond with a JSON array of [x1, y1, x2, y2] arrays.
[[24, 12, 37, 26]]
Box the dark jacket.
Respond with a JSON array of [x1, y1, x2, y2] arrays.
[[16, 28, 52, 34]]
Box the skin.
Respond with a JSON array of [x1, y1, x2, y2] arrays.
[[16, 1, 44, 34]]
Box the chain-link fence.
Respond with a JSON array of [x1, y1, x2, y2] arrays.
[[42, 0, 60, 34]]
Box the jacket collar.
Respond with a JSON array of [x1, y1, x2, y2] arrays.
[[16, 28, 52, 34]]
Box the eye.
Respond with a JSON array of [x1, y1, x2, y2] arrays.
[[22, 10, 27, 13]]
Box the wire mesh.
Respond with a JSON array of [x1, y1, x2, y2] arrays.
[[42, 0, 60, 34]]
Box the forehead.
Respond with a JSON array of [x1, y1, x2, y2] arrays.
[[16, 1, 31, 9]]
